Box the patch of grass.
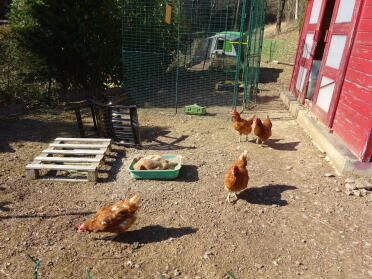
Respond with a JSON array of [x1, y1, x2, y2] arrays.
[[261, 37, 298, 63], [261, 22, 300, 63]]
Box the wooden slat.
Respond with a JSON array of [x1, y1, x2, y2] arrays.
[[34, 156, 102, 163], [42, 149, 105, 155], [354, 31, 372, 46], [348, 56, 372, 75], [345, 67, 372, 90], [55, 138, 111, 142], [26, 164, 97, 171], [362, 6, 372, 19], [38, 177, 89, 182], [350, 43, 372, 60], [341, 80, 372, 114], [112, 126, 132, 130], [357, 19, 372, 32], [112, 119, 131, 123], [49, 143, 109, 149], [112, 112, 130, 116]]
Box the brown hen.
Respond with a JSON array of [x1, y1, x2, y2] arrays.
[[76, 195, 140, 234], [224, 150, 249, 202], [253, 114, 272, 145], [230, 110, 256, 142], [134, 155, 170, 170]]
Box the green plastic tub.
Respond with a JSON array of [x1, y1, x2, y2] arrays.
[[184, 104, 206, 115], [128, 155, 182, 180]]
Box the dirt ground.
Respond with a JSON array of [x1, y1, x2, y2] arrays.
[[0, 60, 371, 279]]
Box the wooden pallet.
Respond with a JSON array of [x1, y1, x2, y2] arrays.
[[26, 138, 111, 182]]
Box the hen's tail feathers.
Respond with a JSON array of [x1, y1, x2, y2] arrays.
[[239, 150, 249, 160], [247, 114, 256, 121], [129, 195, 141, 207]]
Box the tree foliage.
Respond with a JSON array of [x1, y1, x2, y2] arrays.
[[0, 25, 48, 106], [9, 0, 121, 94], [121, 0, 186, 80]]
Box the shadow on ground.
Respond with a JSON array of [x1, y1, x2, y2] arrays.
[[0, 116, 77, 153], [260, 68, 283, 83], [266, 139, 300, 151], [98, 146, 126, 183], [176, 165, 199, 182], [140, 126, 196, 150], [259, 67, 284, 83], [0, 201, 12, 212], [0, 211, 95, 220], [238, 184, 297, 206], [98, 225, 198, 244]]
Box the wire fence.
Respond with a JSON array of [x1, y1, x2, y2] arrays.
[[121, 0, 266, 113]]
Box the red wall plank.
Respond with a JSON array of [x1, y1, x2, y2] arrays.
[[348, 56, 372, 75], [362, 6, 372, 18], [345, 67, 372, 89], [357, 19, 372, 32], [333, 103, 371, 159], [335, 102, 371, 129], [350, 43, 372, 59], [338, 93, 372, 119], [342, 80, 372, 105], [354, 32, 372, 45]]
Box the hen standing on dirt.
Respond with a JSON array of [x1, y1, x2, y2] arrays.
[[224, 150, 249, 202], [76, 195, 140, 234], [230, 109, 256, 142], [254, 114, 272, 145]]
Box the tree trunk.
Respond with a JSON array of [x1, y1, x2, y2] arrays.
[[295, 0, 298, 20], [276, 0, 286, 35], [234, 0, 241, 31]]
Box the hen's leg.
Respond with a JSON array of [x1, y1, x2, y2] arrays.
[[245, 134, 249, 142], [226, 193, 231, 203], [256, 137, 260, 144], [238, 133, 241, 142]]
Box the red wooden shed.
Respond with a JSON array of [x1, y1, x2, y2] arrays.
[[290, 0, 372, 162]]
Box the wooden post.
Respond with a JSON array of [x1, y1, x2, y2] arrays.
[[87, 170, 97, 182], [165, 4, 172, 24], [74, 108, 85, 137], [27, 169, 39, 180]]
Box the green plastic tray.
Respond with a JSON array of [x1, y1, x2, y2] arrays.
[[184, 104, 206, 115], [128, 155, 182, 180]]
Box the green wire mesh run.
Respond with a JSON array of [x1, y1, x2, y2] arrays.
[[242, 0, 266, 108], [121, 0, 266, 112]]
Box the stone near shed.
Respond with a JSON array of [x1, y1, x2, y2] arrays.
[[360, 189, 368, 197], [345, 190, 353, 196], [345, 183, 357, 190], [334, 187, 341, 192], [352, 190, 362, 197], [203, 251, 213, 259], [324, 173, 335, 177], [355, 179, 372, 190], [344, 178, 355, 183], [254, 263, 264, 269]]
